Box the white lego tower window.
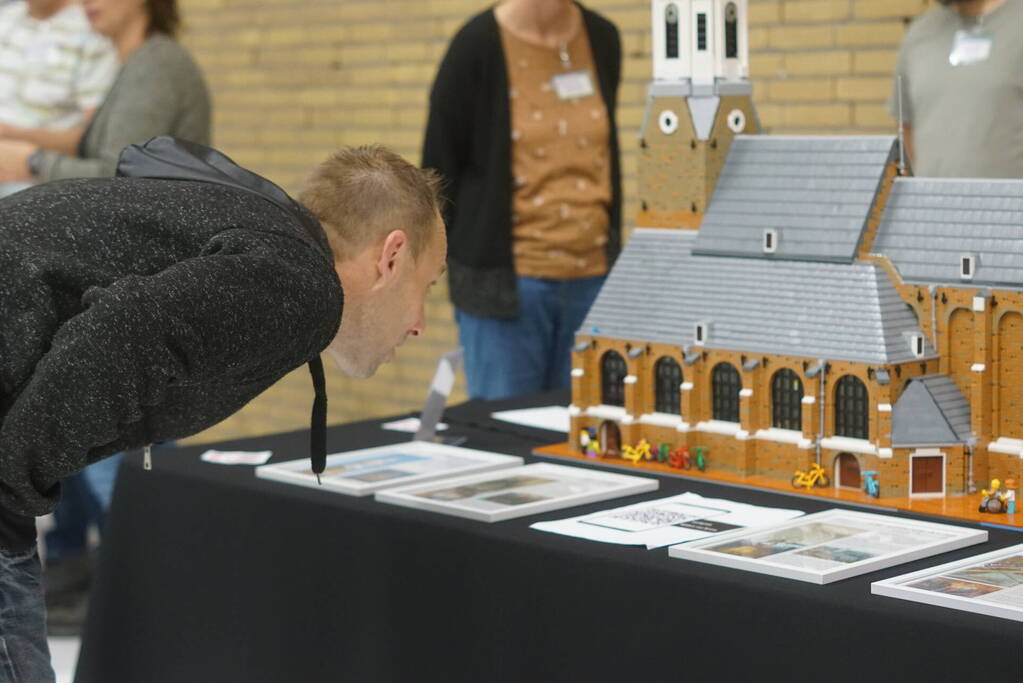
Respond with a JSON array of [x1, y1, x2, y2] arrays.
[[652, 0, 749, 83], [653, 1, 689, 81]]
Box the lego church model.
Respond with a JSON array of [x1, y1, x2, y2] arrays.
[[567, 0, 1023, 500]]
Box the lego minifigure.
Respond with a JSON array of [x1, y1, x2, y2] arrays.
[[579, 428, 591, 451], [580, 427, 601, 458], [979, 479, 1008, 514], [1006, 478, 1017, 515]]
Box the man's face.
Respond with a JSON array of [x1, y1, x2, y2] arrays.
[[328, 214, 447, 378]]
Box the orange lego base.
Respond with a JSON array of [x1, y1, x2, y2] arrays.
[[534, 442, 1023, 529]]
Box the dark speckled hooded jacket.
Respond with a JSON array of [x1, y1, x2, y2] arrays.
[[0, 137, 343, 516]]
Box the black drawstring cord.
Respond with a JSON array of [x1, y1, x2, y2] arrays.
[[308, 357, 327, 484]]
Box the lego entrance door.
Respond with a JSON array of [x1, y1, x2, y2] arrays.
[[599, 421, 621, 457], [836, 453, 861, 489], [910, 454, 945, 496]]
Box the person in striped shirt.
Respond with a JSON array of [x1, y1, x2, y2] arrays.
[[0, 0, 117, 197]]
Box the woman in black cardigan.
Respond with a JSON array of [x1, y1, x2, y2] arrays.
[[423, 0, 621, 400]]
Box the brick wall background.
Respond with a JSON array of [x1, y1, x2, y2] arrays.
[[178, 0, 933, 445]]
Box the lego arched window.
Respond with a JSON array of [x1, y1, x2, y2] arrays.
[[601, 350, 627, 407], [711, 363, 741, 423], [724, 2, 739, 59], [654, 356, 683, 415], [771, 369, 803, 431], [834, 375, 869, 440]]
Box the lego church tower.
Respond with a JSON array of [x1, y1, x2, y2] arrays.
[[638, 0, 760, 230]]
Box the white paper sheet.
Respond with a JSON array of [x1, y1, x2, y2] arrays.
[[491, 405, 570, 433], [531, 492, 805, 549]]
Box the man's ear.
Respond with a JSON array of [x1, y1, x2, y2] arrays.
[[372, 230, 409, 290]]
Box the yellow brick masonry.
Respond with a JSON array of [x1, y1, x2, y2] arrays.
[[177, 0, 933, 444]]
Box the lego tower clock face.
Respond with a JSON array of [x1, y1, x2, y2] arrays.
[[727, 109, 746, 133], [659, 110, 680, 135]]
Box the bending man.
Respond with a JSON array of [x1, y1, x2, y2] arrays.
[[0, 137, 447, 681]]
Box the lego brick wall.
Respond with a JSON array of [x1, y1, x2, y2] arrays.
[[177, 0, 932, 445]]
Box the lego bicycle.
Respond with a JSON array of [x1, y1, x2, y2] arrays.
[[791, 462, 829, 490]]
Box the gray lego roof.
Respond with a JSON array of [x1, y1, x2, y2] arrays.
[[873, 178, 1023, 291], [692, 136, 898, 263], [581, 229, 935, 365], [891, 375, 972, 446]]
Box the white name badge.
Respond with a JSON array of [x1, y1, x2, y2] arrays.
[[551, 70, 595, 101], [949, 30, 993, 66]]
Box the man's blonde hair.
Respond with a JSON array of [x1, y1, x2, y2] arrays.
[[299, 145, 443, 262]]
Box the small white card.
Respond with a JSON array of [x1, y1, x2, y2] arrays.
[[551, 69, 595, 100], [949, 30, 992, 66], [201, 449, 273, 465], [491, 406, 569, 433], [381, 417, 448, 433]]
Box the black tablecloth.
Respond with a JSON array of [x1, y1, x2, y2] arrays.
[[76, 392, 1023, 682]]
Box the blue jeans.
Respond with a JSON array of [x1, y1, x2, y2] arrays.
[[45, 453, 124, 560], [0, 516, 53, 683], [456, 275, 605, 400]]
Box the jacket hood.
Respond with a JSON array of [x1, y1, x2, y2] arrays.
[[118, 136, 333, 262], [117, 136, 331, 479]]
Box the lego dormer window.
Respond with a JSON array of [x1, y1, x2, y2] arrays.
[[771, 369, 803, 431], [763, 228, 778, 254], [834, 375, 869, 440], [960, 254, 976, 280], [711, 363, 741, 422], [909, 334, 925, 358], [654, 356, 683, 415], [694, 321, 709, 346], [724, 2, 738, 58], [600, 350, 627, 407], [696, 12, 707, 51]]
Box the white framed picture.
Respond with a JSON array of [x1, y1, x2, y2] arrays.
[[255, 441, 522, 497], [668, 509, 987, 584], [374, 462, 658, 522], [872, 542, 1023, 622]]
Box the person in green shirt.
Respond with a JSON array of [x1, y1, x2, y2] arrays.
[[890, 0, 1023, 178]]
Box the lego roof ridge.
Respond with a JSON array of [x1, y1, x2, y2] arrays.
[[732, 134, 897, 141], [894, 176, 1023, 186]]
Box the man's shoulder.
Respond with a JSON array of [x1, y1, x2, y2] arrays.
[[998, 0, 1023, 24], [902, 5, 956, 43]]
